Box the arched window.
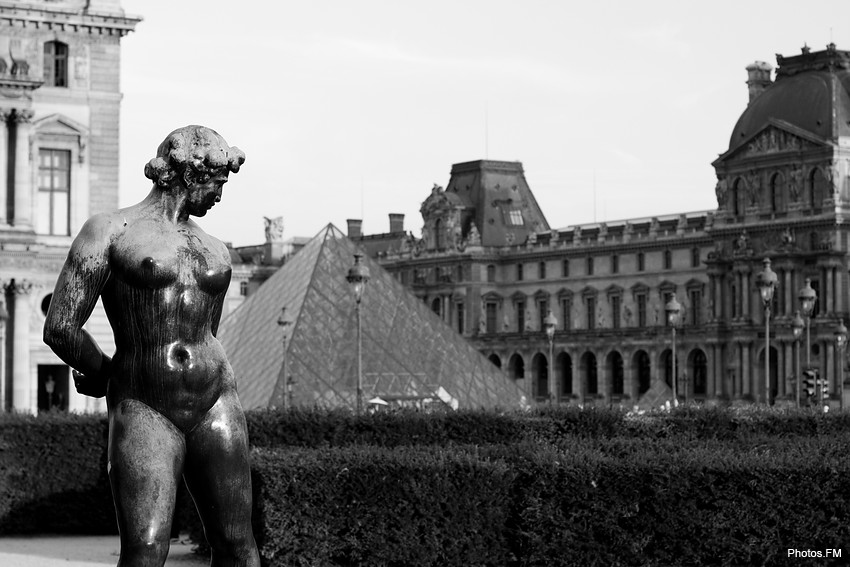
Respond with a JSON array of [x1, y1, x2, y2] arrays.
[[691, 350, 708, 396], [508, 354, 525, 381], [769, 172, 785, 212], [488, 354, 502, 369], [558, 352, 572, 397], [810, 168, 829, 210], [532, 353, 549, 402], [434, 219, 444, 249], [43, 41, 68, 87], [633, 350, 651, 395], [608, 351, 624, 396], [581, 352, 598, 395]]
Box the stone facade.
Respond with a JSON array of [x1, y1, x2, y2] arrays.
[[0, 1, 140, 413], [352, 45, 850, 409]]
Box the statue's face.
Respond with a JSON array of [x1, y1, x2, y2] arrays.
[[186, 173, 228, 217]]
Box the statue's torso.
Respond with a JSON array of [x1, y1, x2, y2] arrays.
[[102, 214, 233, 429]]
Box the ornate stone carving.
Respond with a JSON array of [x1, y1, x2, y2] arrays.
[[740, 126, 810, 158], [746, 171, 761, 206], [11, 109, 34, 124], [788, 164, 803, 202]]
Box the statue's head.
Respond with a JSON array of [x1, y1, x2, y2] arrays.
[[144, 125, 245, 190]]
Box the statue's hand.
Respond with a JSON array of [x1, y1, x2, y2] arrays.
[[72, 368, 108, 398]]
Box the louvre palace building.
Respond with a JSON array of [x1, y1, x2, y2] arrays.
[[0, 1, 140, 414], [349, 44, 850, 408]]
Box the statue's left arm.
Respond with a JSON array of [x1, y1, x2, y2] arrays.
[[43, 214, 115, 397]]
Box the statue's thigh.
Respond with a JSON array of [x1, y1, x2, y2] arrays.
[[108, 398, 186, 539], [184, 392, 253, 537]]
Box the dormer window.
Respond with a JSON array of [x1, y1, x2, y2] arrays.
[[44, 41, 68, 87], [505, 209, 524, 226]]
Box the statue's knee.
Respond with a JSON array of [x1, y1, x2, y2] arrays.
[[121, 536, 170, 565]]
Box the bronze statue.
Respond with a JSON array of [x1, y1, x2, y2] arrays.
[[43, 126, 260, 566]]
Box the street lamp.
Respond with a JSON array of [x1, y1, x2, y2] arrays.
[[0, 298, 7, 412], [755, 258, 778, 405], [791, 310, 804, 409], [346, 253, 370, 415], [277, 306, 292, 410], [665, 294, 682, 406], [835, 319, 847, 411], [543, 310, 557, 404], [799, 278, 817, 405]]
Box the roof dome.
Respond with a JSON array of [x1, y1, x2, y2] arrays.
[[728, 45, 850, 151]]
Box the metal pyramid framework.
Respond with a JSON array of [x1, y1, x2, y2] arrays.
[[218, 224, 527, 410]]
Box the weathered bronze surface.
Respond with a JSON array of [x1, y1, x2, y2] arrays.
[[44, 126, 260, 567]]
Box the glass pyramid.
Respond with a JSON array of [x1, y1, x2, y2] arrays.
[[218, 224, 527, 410]]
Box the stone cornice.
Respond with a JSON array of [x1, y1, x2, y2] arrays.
[[0, 75, 43, 100], [0, 3, 141, 37]]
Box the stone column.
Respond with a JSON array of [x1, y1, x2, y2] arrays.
[[742, 342, 752, 399], [9, 281, 34, 413], [0, 109, 11, 226], [11, 109, 34, 230]]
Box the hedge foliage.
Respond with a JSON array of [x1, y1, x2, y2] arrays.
[[4, 406, 850, 565]]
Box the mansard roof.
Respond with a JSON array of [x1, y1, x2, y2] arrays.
[[441, 160, 549, 247], [728, 44, 850, 153]]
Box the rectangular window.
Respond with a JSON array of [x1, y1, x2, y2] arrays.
[[664, 250, 672, 270], [689, 290, 701, 326], [486, 265, 495, 283], [586, 257, 594, 276], [637, 253, 645, 272], [516, 263, 524, 281], [538, 261, 546, 279], [586, 297, 596, 330], [611, 296, 621, 329], [691, 247, 701, 268], [561, 299, 571, 331], [562, 259, 570, 277], [505, 209, 524, 226], [457, 302, 465, 334], [636, 293, 647, 327], [239, 281, 248, 296], [43, 41, 68, 88], [538, 299, 548, 330], [612, 254, 619, 274], [485, 302, 497, 334], [37, 149, 71, 235], [517, 301, 526, 333]]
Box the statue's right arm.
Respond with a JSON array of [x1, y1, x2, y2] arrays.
[[43, 214, 115, 397]]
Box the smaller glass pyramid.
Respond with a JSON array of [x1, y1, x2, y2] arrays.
[[218, 225, 527, 410]]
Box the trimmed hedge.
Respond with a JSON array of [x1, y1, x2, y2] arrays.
[[4, 407, 850, 565], [0, 412, 114, 534]]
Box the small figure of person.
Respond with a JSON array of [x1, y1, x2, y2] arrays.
[[44, 125, 259, 566]]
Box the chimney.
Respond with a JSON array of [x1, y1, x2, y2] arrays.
[[389, 213, 404, 233], [347, 219, 363, 238], [746, 61, 773, 103]]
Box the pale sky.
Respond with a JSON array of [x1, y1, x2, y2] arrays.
[[118, 1, 850, 247]]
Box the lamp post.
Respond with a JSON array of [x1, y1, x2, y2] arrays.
[[756, 258, 778, 405], [799, 278, 818, 405], [543, 310, 557, 404], [835, 319, 848, 411], [277, 306, 291, 410], [346, 253, 370, 415], [0, 298, 7, 412], [665, 294, 682, 406], [791, 310, 804, 409]]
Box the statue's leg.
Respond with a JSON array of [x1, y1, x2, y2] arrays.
[[108, 399, 186, 567], [184, 391, 259, 567]]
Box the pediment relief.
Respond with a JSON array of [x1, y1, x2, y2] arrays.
[[720, 121, 827, 163]]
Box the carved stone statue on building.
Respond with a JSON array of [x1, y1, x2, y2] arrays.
[[263, 215, 284, 243], [788, 165, 803, 202], [715, 177, 728, 207], [43, 126, 259, 566]]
